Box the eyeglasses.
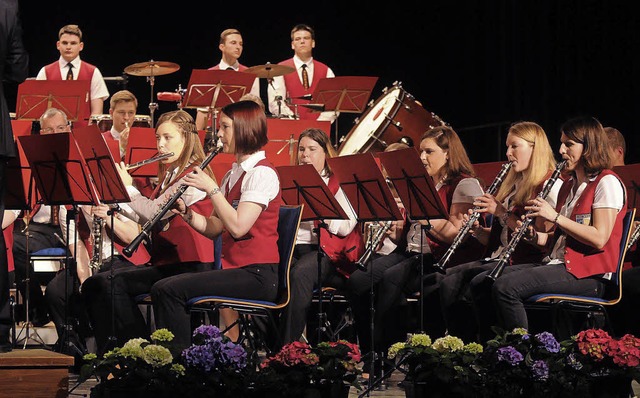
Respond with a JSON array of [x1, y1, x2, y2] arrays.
[[42, 124, 70, 134]]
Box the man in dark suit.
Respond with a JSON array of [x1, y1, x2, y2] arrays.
[[0, 0, 29, 353]]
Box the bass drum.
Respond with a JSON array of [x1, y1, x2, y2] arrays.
[[88, 114, 152, 132], [337, 83, 446, 155]]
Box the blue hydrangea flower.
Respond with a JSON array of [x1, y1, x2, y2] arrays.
[[496, 346, 524, 366]]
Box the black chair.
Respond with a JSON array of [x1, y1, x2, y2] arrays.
[[524, 208, 635, 339], [186, 204, 303, 356]]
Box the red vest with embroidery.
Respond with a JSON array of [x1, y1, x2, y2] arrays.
[[221, 158, 281, 269], [555, 170, 626, 278], [313, 175, 365, 277], [149, 167, 215, 266], [279, 58, 329, 120], [428, 174, 485, 266]]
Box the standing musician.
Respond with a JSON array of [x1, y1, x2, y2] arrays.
[[372, 126, 485, 368], [195, 28, 260, 130], [36, 24, 109, 119], [437, 121, 562, 342], [470, 116, 626, 334], [268, 24, 337, 123], [276, 127, 363, 346], [151, 100, 281, 351], [83, 109, 216, 348]]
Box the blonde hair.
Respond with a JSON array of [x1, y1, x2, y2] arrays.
[[496, 121, 556, 206], [59, 24, 82, 40], [109, 90, 138, 110]]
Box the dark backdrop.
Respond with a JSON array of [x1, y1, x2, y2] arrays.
[[12, 1, 640, 164]]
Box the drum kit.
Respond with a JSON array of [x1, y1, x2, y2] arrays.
[[121, 59, 445, 156]]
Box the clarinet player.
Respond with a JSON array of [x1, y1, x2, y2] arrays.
[[470, 116, 627, 336], [436, 121, 562, 342], [84, 110, 217, 349]]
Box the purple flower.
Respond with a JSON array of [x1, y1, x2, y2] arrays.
[[183, 344, 217, 372], [534, 332, 560, 353], [193, 324, 223, 342], [496, 346, 524, 366], [530, 359, 549, 381]]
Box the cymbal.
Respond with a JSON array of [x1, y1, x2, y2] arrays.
[[124, 60, 180, 77], [244, 62, 295, 79]]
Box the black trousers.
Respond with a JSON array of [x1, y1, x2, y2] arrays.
[[0, 160, 9, 342], [82, 261, 213, 352], [12, 220, 64, 320], [46, 255, 135, 346]]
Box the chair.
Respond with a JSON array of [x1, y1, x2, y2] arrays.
[[524, 208, 635, 340], [135, 235, 224, 334], [186, 204, 303, 356]]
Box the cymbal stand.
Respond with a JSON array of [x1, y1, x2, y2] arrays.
[[203, 107, 219, 153], [147, 74, 158, 128]]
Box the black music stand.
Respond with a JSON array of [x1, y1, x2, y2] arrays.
[[326, 152, 403, 393], [277, 164, 349, 343], [183, 69, 256, 152], [18, 132, 99, 359], [74, 124, 133, 352], [309, 76, 378, 147], [4, 122, 45, 349]]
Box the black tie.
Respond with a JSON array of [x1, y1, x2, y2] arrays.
[[226, 66, 234, 71], [301, 64, 309, 90], [66, 63, 74, 80]]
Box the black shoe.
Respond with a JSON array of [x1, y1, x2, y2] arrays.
[[30, 311, 51, 327]]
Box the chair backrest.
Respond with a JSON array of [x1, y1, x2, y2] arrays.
[[608, 208, 636, 300], [275, 205, 303, 304]]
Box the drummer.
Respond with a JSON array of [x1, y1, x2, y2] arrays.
[[35, 24, 109, 121], [195, 28, 260, 130], [268, 23, 337, 123], [103, 90, 138, 160]]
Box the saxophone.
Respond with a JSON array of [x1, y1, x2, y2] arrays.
[[89, 214, 104, 273], [627, 223, 640, 253]]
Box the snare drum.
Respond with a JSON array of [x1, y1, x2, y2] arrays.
[[89, 114, 152, 132], [337, 83, 446, 155]]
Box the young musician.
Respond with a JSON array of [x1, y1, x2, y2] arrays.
[[437, 121, 562, 342], [372, 126, 485, 369], [470, 116, 626, 334], [83, 110, 216, 349], [151, 100, 281, 351], [276, 128, 363, 346]]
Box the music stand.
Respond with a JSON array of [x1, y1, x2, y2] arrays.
[[123, 127, 160, 178], [73, 124, 133, 356], [15, 80, 91, 127], [4, 121, 46, 349], [326, 152, 403, 393], [276, 164, 349, 343], [18, 132, 99, 359], [309, 76, 378, 147], [183, 69, 256, 151]]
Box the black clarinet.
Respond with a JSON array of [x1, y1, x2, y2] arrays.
[[433, 161, 513, 273], [485, 160, 567, 281], [122, 146, 222, 257]]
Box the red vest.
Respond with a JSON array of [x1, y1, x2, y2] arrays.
[[314, 175, 365, 277], [484, 172, 555, 264], [221, 158, 282, 269], [101, 131, 122, 161], [555, 170, 626, 278], [429, 174, 485, 266], [149, 168, 215, 266], [44, 61, 96, 126], [279, 58, 329, 120]]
